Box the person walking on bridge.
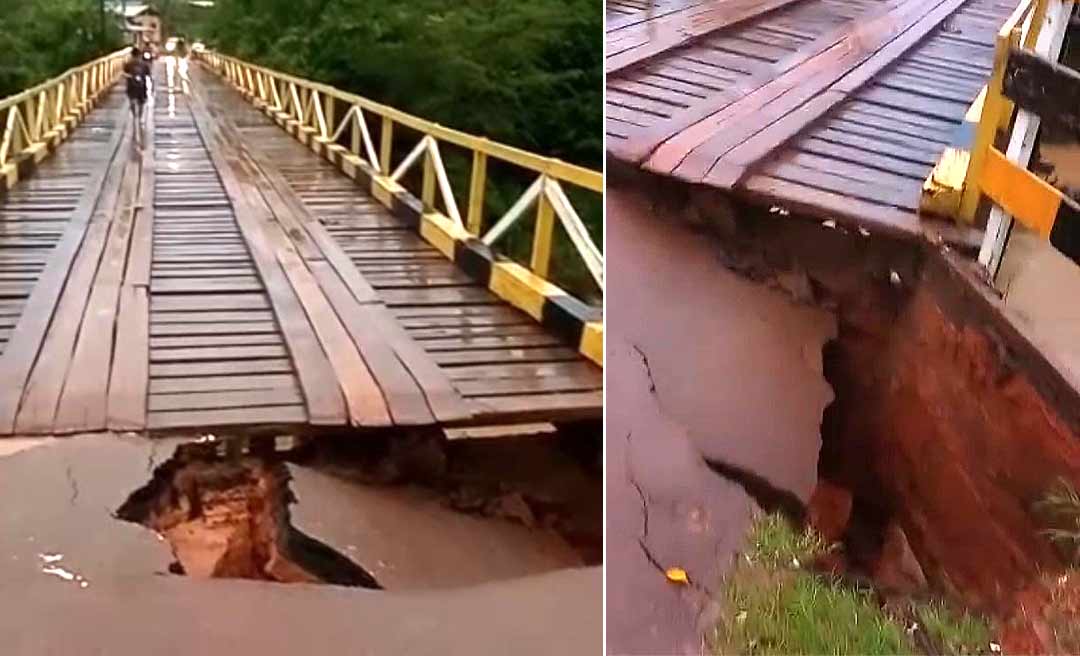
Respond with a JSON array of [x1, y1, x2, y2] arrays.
[[123, 48, 152, 148]]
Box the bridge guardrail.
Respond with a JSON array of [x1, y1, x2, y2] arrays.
[[197, 50, 604, 366], [920, 0, 1078, 271], [0, 49, 129, 192]]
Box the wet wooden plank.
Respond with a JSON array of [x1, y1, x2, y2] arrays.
[[147, 404, 306, 429], [606, 0, 803, 74], [188, 90, 344, 425], [276, 247, 393, 427], [648, 0, 970, 184], [148, 387, 303, 412], [58, 124, 148, 433], [0, 108, 128, 434], [469, 390, 603, 423], [150, 358, 296, 378], [149, 373, 297, 394]]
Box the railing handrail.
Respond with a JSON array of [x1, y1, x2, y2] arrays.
[[0, 48, 130, 111], [201, 51, 602, 193], [1, 49, 128, 173], [200, 49, 603, 294]]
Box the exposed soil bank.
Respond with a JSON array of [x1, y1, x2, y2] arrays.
[[116, 444, 382, 587], [116, 428, 598, 591], [686, 182, 1080, 614], [609, 176, 1080, 649], [0, 434, 601, 655]]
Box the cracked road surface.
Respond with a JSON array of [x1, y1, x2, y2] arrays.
[[606, 186, 836, 654], [0, 435, 600, 655]]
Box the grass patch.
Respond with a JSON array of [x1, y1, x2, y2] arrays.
[[713, 513, 994, 656], [743, 512, 828, 569], [914, 601, 993, 655], [1036, 477, 1080, 564]]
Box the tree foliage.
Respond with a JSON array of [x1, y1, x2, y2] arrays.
[[185, 0, 602, 297], [187, 0, 601, 171], [0, 1, 122, 99]]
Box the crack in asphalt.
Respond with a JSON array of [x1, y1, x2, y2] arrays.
[[632, 343, 657, 394], [702, 456, 806, 523], [625, 431, 666, 576]]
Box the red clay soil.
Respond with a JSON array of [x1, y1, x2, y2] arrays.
[[825, 265, 1080, 614], [1000, 571, 1080, 654]]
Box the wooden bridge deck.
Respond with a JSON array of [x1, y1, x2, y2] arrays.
[[606, 0, 1017, 239], [0, 66, 601, 438]]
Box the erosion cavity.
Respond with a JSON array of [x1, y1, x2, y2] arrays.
[[647, 179, 1080, 618], [116, 442, 382, 588], [116, 425, 600, 590]]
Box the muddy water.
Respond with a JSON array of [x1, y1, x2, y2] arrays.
[[606, 185, 836, 654]]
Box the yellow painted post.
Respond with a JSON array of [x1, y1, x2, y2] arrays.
[[531, 180, 555, 278], [958, 23, 1022, 222], [466, 150, 488, 235], [324, 94, 336, 142], [379, 116, 393, 175], [351, 110, 361, 155], [422, 148, 437, 212]]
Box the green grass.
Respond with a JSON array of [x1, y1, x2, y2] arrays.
[[714, 513, 994, 656], [1036, 477, 1080, 564], [721, 569, 909, 655], [914, 601, 992, 655], [742, 512, 828, 569]]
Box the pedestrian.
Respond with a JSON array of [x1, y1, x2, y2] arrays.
[[124, 48, 152, 147]]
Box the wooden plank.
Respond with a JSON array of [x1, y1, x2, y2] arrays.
[[150, 344, 289, 362], [313, 262, 472, 423], [276, 248, 392, 427], [148, 387, 303, 412], [151, 293, 269, 311], [309, 262, 434, 425], [605, 0, 804, 74], [150, 358, 295, 377], [455, 375, 602, 397], [147, 404, 306, 430], [0, 106, 128, 434], [149, 373, 297, 394], [57, 122, 146, 433], [430, 346, 582, 367], [150, 321, 279, 336], [149, 333, 283, 348], [649, 0, 969, 182], [16, 218, 117, 433], [469, 390, 602, 423], [231, 127, 471, 424], [187, 88, 344, 425]]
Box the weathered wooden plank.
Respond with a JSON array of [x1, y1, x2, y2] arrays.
[[605, 0, 804, 74], [150, 358, 295, 378], [149, 373, 297, 394], [55, 142, 143, 432], [15, 218, 116, 434], [0, 107, 127, 434], [650, 0, 971, 183], [147, 404, 306, 429], [468, 390, 602, 423], [276, 248, 392, 427], [187, 89, 344, 425], [148, 387, 303, 412]]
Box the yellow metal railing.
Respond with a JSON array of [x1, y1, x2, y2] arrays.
[[198, 51, 604, 293], [0, 49, 129, 175], [920, 0, 1051, 223]]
